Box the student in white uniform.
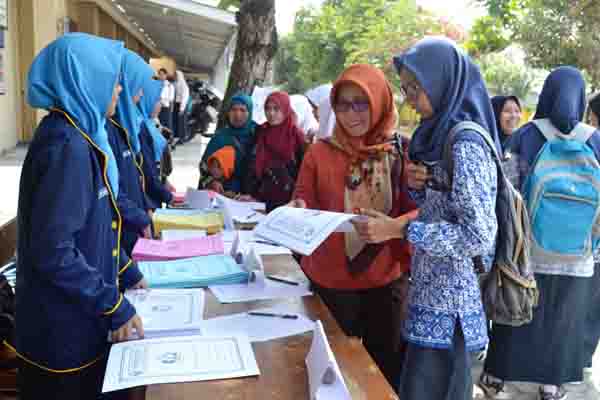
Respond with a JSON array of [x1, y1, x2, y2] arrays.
[[157, 68, 174, 131]]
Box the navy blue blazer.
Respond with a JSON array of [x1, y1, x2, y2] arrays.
[[15, 111, 142, 371], [107, 119, 151, 254], [138, 123, 172, 208]]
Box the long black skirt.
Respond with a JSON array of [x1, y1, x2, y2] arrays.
[[484, 273, 592, 385], [584, 265, 600, 368]]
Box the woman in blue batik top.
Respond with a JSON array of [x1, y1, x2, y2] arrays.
[[354, 37, 499, 399]]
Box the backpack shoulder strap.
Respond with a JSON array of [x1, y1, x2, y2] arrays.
[[452, 121, 502, 162], [570, 122, 596, 143], [532, 119, 561, 141], [444, 121, 503, 186], [532, 118, 596, 143]]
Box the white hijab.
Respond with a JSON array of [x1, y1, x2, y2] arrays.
[[305, 84, 333, 107], [317, 97, 336, 139], [305, 84, 335, 139], [290, 94, 319, 136]]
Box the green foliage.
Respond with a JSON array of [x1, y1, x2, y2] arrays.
[[464, 16, 510, 57], [477, 52, 536, 100], [477, 0, 600, 89], [273, 36, 305, 93], [274, 0, 465, 93], [217, 0, 240, 10]]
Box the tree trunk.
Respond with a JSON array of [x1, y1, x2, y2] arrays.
[[218, 0, 278, 128]]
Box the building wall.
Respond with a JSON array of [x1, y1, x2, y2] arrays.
[[0, 0, 159, 153], [0, 0, 19, 154]]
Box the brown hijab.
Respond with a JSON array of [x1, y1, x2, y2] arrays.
[[327, 64, 398, 259], [329, 64, 398, 163]]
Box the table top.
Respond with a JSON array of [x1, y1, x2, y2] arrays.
[[144, 254, 399, 400]]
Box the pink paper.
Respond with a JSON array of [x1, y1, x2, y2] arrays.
[[132, 235, 224, 262], [172, 192, 186, 203]]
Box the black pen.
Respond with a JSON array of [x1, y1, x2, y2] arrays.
[[266, 275, 299, 286], [248, 312, 299, 319]]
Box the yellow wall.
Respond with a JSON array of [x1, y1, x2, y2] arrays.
[[0, 0, 160, 151], [0, 0, 19, 153]]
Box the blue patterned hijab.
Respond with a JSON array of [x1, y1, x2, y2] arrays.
[[393, 37, 501, 164], [138, 78, 167, 162], [27, 33, 124, 196], [534, 66, 587, 134], [115, 50, 155, 154]]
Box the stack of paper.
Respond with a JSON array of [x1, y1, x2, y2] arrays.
[[102, 334, 260, 393], [172, 192, 186, 204], [132, 236, 224, 262], [152, 209, 224, 235], [125, 289, 205, 338], [161, 229, 207, 241], [138, 255, 250, 288]]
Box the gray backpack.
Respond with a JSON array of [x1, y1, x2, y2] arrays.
[[444, 121, 538, 327]]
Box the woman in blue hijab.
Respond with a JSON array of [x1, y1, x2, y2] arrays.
[[115, 50, 155, 154], [362, 37, 499, 400], [139, 77, 174, 208], [198, 93, 257, 194], [16, 33, 144, 399], [491, 95, 522, 152], [481, 67, 600, 400], [108, 49, 155, 254]]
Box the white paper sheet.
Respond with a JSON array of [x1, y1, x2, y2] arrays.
[[253, 207, 364, 255], [161, 230, 207, 241], [222, 230, 291, 256], [214, 194, 266, 226], [202, 306, 315, 342], [210, 279, 312, 303], [306, 321, 351, 400], [185, 188, 212, 209], [125, 289, 205, 338], [221, 230, 253, 243], [102, 335, 259, 393], [251, 242, 293, 256]]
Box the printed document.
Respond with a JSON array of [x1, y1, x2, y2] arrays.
[[253, 207, 362, 255], [125, 289, 205, 338], [102, 335, 259, 392]]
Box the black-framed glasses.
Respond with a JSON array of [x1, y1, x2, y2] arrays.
[[334, 100, 369, 113], [400, 81, 421, 101]]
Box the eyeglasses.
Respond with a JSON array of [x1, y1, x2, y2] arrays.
[[400, 81, 422, 101], [334, 100, 369, 113]]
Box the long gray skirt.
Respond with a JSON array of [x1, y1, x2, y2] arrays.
[[484, 274, 592, 385]]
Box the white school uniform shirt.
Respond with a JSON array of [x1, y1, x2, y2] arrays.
[[160, 81, 174, 108], [174, 70, 190, 112]]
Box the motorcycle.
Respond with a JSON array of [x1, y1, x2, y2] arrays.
[[187, 80, 222, 140]]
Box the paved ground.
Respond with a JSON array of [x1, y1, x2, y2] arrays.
[[1, 134, 600, 399]]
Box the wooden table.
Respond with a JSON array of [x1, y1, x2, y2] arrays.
[[145, 255, 399, 400]]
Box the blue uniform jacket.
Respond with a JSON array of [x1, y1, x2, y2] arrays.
[[139, 123, 173, 209], [107, 119, 151, 254], [15, 111, 143, 371]]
